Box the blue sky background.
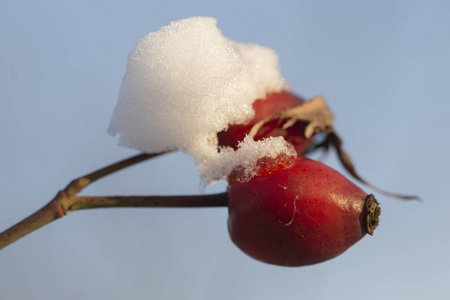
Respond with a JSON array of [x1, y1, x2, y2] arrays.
[[1, 1, 449, 299]]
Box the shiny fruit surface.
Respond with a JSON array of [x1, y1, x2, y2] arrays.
[[228, 156, 379, 266]]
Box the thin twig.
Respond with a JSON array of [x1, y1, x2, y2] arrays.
[[64, 152, 167, 196], [0, 192, 228, 250], [0, 151, 225, 251], [71, 194, 228, 210]]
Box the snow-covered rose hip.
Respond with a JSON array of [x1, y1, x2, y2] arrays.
[[227, 154, 380, 266], [108, 17, 293, 184], [218, 91, 312, 155]]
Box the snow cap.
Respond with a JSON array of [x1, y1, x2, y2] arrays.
[[109, 17, 293, 183]]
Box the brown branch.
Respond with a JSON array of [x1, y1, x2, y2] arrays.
[[64, 152, 169, 196], [0, 191, 228, 250], [0, 191, 67, 250], [0, 151, 210, 250], [71, 194, 228, 210]]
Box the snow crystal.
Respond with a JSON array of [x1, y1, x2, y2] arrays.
[[200, 136, 297, 183], [108, 16, 293, 182]]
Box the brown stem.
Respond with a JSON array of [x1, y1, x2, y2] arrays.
[[0, 151, 185, 250], [64, 152, 169, 196], [327, 132, 420, 200], [0, 191, 67, 250], [0, 192, 228, 250], [72, 194, 228, 210]]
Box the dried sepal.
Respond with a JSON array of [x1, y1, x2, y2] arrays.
[[249, 96, 334, 139], [327, 132, 420, 200], [248, 95, 418, 200]]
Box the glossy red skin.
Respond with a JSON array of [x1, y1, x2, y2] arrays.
[[218, 92, 312, 155], [228, 156, 368, 267]]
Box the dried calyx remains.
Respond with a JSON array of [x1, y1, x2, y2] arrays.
[[108, 17, 414, 266]]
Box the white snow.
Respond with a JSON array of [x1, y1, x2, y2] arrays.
[[201, 135, 297, 183], [108, 17, 295, 183]]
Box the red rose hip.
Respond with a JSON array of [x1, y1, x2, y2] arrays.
[[227, 155, 380, 266], [218, 92, 312, 155]]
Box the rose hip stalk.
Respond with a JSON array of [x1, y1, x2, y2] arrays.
[[227, 154, 380, 267]]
